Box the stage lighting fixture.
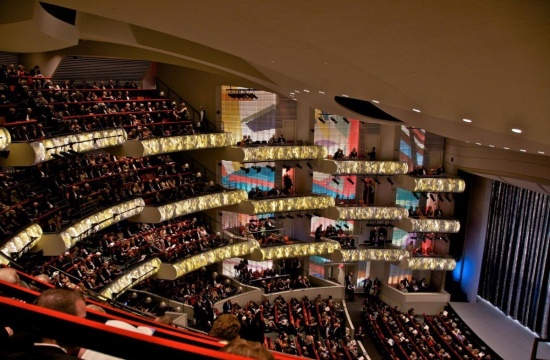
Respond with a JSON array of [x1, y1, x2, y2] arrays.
[[306, 162, 313, 170], [254, 166, 262, 173], [240, 165, 250, 174], [387, 177, 394, 185], [295, 163, 303, 169], [309, 172, 314, 177], [336, 224, 342, 229], [330, 116, 338, 124], [313, 212, 321, 217], [343, 117, 350, 124], [422, 193, 428, 199], [347, 177, 355, 185], [373, 178, 381, 185], [266, 165, 275, 172], [332, 178, 340, 185], [413, 192, 420, 199], [343, 224, 349, 229], [429, 194, 436, 202], [317, 116, 326, 124], [438, 194, 444, 202], [445, 194, 452, 202], [296, 213, 304, 218]]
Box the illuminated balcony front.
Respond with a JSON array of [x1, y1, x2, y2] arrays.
[[131, 190, 248, 223], [331, 248, 408, 263], [159, 239, 260, 280], [100, 258, 162, 300], [396, 218, 461, 233], [315, 160, 409, 175], [228, 195, 335, 215], [400, 256, 457, 271], [322, 205, 408, 220], [0, 127, 11, 150], [0, 224, 42, 265], [248, 240, 340, 262], [397, 175, 466, 193], [224, 145, 328, 162]]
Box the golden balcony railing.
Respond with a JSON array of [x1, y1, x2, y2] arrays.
[[228, 195, 335, 215], [315, 160, 409, 175], [100, 258, 162, 300], [331, 248, 408, 263], [0, 224, 43, 265], [399, 256, 457, 271], [248, 240, 340, 262], [0, 127, 11, 150], [395, 218, 461, 233], [223, 145, 328, 163], [322, 205, 408, 220], [397, 175, 466, 193]]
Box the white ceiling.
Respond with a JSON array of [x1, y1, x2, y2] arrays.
[[5, 1, 550, 158]]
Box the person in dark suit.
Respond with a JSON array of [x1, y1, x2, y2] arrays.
[[314, 224, 323, 242]]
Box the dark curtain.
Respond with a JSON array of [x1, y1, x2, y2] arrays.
[[479, 181, 550, 339]]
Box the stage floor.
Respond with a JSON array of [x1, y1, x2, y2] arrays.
[[451, 297, 550, 360]]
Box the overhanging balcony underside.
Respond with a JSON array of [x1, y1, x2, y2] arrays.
[[396, 218, 460, 233], [399, 257, 456, 271], [224, 195, 335, 215], [397, 175, 465, 193], [130, 190, 248, 223], [107, 133, 236, 157], [157, 239, 259, 280], [223, 145, 327, 162], [315, 160, 409, 175], [322, 206, 408, 220]]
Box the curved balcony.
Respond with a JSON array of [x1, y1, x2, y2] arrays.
[[223, 145, 327, 163], [131, 190, 248, 223], [0, 223, 43, 265], [331, 248, 408, 263], [225, 194, 334, 215], [314, 159, 409, 175], [399, 256, 457, 271], [157, 238, 259, 280], [100, 258, 162, 300], [108, 133, 236, 157], [248, 240, 340, 262], [0, 127, 11, 150], [397, 175, 466, 193], [322, 205, 408, 221], [395, 218, 461, 233]]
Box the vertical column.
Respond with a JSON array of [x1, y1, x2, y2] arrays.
[[18, 53, 63, 77]]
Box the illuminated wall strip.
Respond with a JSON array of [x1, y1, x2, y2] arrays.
[[0, 223, 43, 265], [100, 258, 162, 300], [172, 239, 259, 278], [0, 127, 11, 150], [240, 145, 328, 162], [141, 133, 236, 156], [400, 257, 456, 271], [331, 161, 409, 175], [250, 240, 340, 261], [158, 190, 248, 222], [331, 206, 409, 220], [59, 198, 145, 250], [30, 128, 127, 164], [247, 195, 335, 214]]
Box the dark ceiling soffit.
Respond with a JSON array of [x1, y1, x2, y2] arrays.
[[334, 96, 402, 123]]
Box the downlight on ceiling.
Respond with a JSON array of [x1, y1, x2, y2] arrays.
[[372, 99, 380, 103], [412, 108, 421, 113], [462, 118, 472, 123], [512, 128, 522, 134], [538, 151, 545, 155]]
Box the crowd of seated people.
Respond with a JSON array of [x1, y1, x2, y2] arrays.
[[235, 258, 304, 288], [238, 134, 288, 147], [408, 205, 444, 218], [409, 165, 445, 176], [247, 183, 294, 199], [396, 276, 430, 293], [323, 224, 355, 248], [363, 297, 497, 360]]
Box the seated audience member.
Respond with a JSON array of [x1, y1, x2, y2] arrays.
[[277, 134, 286, 144], [349, 147, 358, 159], [220, 338, 275, 360], [367, 147, 376, 160], [333, 148, 344, 160], [268, 134, 277, 144], [209, 314, 241, 343]]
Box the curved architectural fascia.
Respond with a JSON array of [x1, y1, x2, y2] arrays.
[[141, 133, 235, 156], [100, 258, 162, 300], [130, 190, 248, 223], [397, 175, 466, 193], [0, 128, 11, 151], [316, 160, 409, 175], [167, 239, 259, 279], [28, 128, 127, 165], [58, 198, 144, 251], [396, 218, 460, 233], [224, 145, 328, 163], [231, 195, 335, 215], [0, 223, 43, 265], [400, 257, 456, 271], [0, 1, 79, 52], [248, 240, 340, 262], [334, 248, 408, 263], [322, 206, 408, 221]]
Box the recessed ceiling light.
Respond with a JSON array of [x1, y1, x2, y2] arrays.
[[271, 60, 275, 63], [295, 90, 300, 93], [504, 147, 509, 150], [372, 99, 379, 103], [462, 118, 472, 123], [342, 94, 348, 97], [303, 89, 309, 93], [538, 151, 545, 154], [319, 91, 325, 94], [476, 142, 482, 145], [489, 145, 494, 147], [412, 108, 421, 113], [520, 149, 526, 152], [512, 128, 522, 133]]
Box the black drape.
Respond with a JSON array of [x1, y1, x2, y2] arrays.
[[479, 181, 550, 338]]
